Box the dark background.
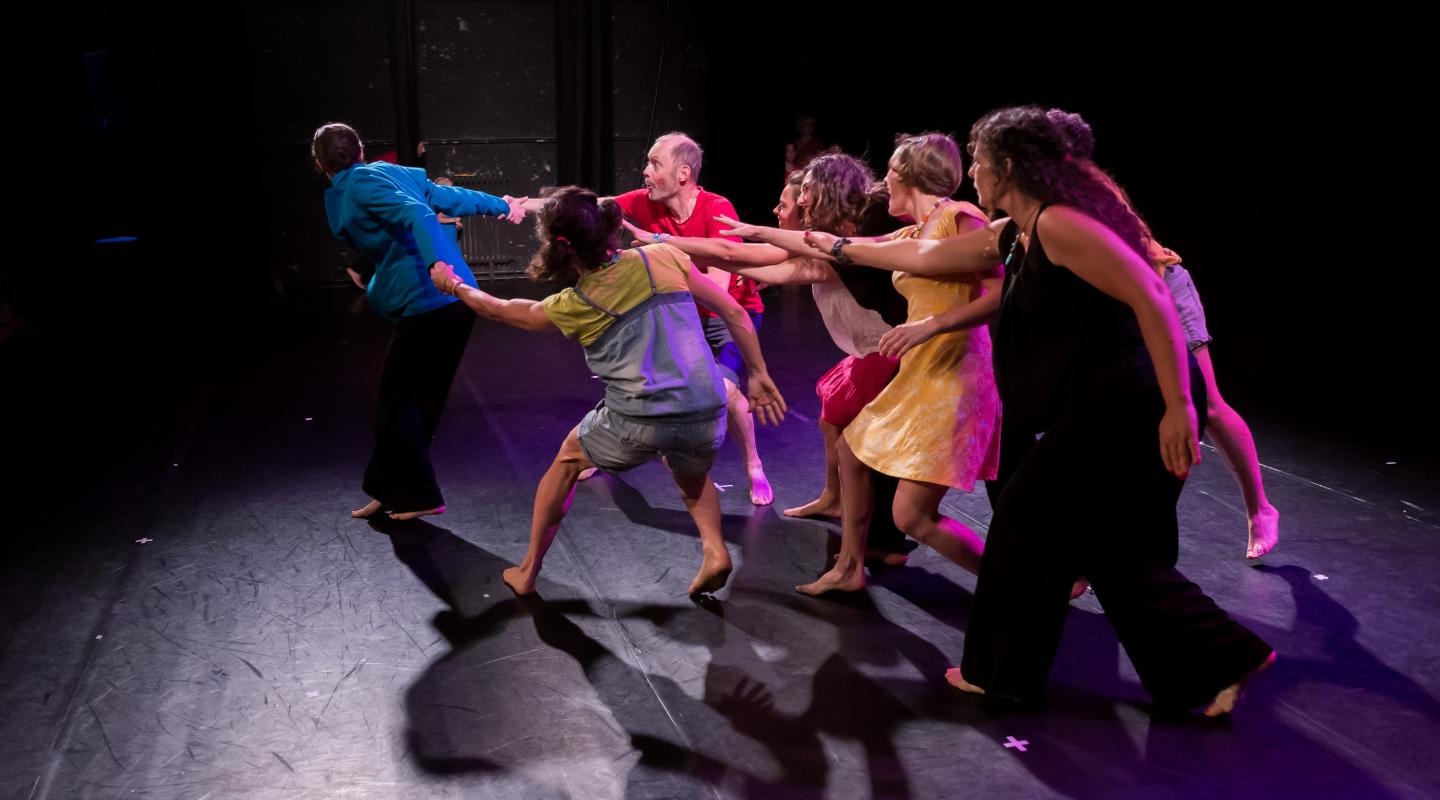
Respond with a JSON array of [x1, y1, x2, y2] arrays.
[[4, 1, 1433, 509]]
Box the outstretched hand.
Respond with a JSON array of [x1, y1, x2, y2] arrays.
[[714, 214, 765, 240], [877, 317, 937, 358], [623, 218, 654, 244], [429, 261, 464, 295], [746, 372, 788, 427], [800, 230, 839, 260], [501, 195, 529, 224]]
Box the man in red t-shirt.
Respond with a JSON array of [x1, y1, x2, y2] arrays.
[[611, 132, 773, 505]]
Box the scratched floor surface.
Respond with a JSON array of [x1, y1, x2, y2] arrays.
[[3, 284, 1438, 799]]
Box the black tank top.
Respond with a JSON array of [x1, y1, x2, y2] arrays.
[[994, 205, 1157, 433]]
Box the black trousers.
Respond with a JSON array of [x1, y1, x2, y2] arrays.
[[362, 301, 474, 512], [963, 365, 1271, 709]]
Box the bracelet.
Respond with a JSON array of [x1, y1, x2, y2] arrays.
[[652, 232, 670, 244], [448, 279, 463, 296], [830, 236, 852, 266]]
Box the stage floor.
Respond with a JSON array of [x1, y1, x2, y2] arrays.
[[3, 284, 1438, 799]]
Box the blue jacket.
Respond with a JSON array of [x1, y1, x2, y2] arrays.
[[325, 162, 510, 320]]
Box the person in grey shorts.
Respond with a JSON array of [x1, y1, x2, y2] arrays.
[[575, 404, 727, 479], [1157, 258, 1280, 558], [430, 186, 786, 597], [1164, 263, 1212, 350]]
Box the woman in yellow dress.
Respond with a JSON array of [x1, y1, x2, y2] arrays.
[[721, 133, 1002, 594]]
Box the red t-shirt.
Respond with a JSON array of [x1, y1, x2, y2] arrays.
[[613, 187, 764, 316]]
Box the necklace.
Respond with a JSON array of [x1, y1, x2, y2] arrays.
[[918, 197, 951, 227], [1015, 205, 1042, 246]]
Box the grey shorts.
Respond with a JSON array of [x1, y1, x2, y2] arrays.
[[1163, 263, 1213, 351], [576, 404, 727, 478]]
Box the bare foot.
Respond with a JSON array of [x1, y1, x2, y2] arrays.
[[1203, 650, 1276, 717], [944, 667, 986, 695], [748, 465, 774, 506], [688, 549, 734, 595], [387, 505, 445, 521], [783, 493, 841, 518], [1246, 505, 1280, 559], [1071, 578, 1090, 600], [351, 499, 383, 519], [796, 565, 865, 596], [502, 565, 537, 596], [577, 467, 599, 482]]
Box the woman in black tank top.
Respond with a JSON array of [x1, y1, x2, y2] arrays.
[[801, 107, 1273, 716]]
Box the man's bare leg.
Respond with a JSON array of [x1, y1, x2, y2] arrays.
[[725, 379, 773, 506], [504, 427, 593, 596], [351, 499, 383, 519]]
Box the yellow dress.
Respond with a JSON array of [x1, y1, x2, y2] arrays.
[[843, 202, 1001, 490]]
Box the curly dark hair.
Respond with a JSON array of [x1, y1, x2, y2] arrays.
[[968, 106, 1148, 258], [526, 186, 624, 286], [1045, 108, 1096, 161], [802, 153, 874, 235], [1045, 107, 1162, 258]]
